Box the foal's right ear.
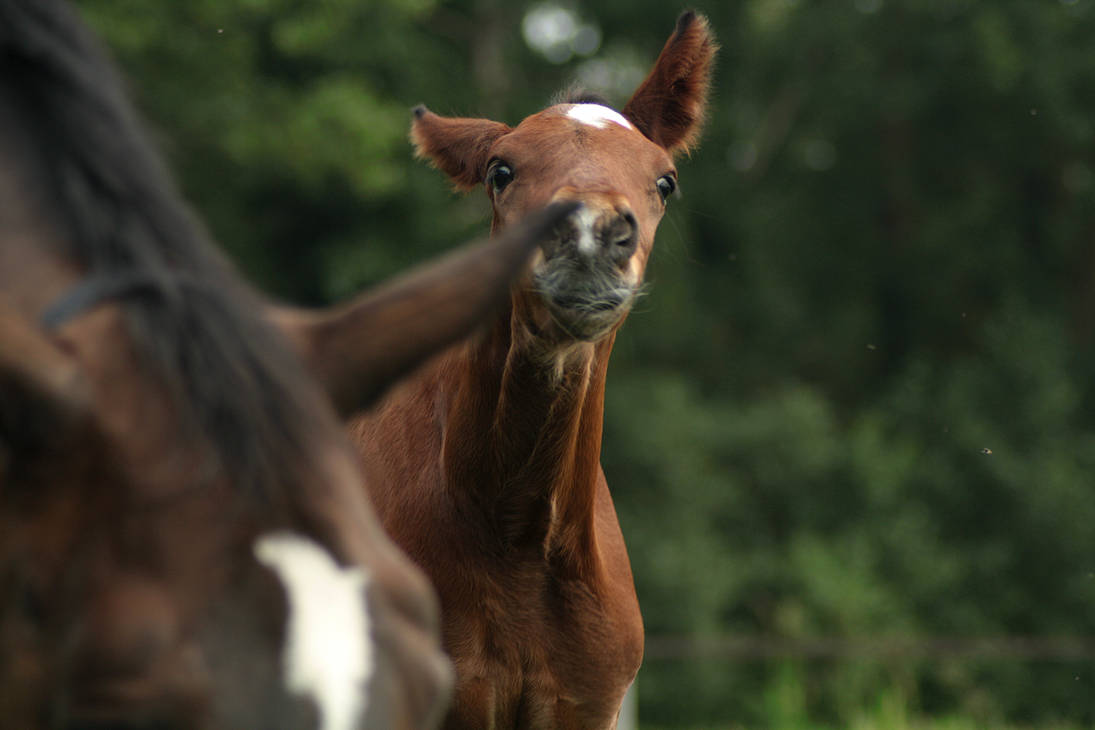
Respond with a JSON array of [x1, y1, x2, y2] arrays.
[[410, 106, 512, 191], [622, 11, 717, 156]]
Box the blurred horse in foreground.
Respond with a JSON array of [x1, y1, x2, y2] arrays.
[[342, 12, 716, 729], [0, 0, 572, 726]]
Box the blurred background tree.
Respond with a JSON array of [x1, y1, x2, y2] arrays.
[[76, 0, 1095, 726]]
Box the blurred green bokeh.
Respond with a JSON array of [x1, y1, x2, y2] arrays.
[[76, 0, 1095, 726]]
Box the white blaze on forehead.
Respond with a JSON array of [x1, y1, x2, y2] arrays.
[[255, 532, 373, 730], [566, 103, 634, 130]]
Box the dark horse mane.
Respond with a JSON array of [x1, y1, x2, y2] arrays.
[[552, 86, 614, 108], [0, 0, 333, 502]]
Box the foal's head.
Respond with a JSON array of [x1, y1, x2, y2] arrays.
[[411, 12, 716, 345]]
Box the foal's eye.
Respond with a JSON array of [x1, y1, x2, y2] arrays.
[[486, 161, 515, 194], [655, 174, 677, 203]]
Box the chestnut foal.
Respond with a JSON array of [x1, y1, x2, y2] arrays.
[[347, 13, 716, 729]]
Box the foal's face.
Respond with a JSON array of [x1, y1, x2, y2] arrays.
[[410, 11, 716, 344], [485, 104, 676, 340]]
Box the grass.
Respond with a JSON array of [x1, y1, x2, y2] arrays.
[[630, 661, 1093, 730]]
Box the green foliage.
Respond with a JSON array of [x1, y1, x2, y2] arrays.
[[74, 0, 1095, 725]]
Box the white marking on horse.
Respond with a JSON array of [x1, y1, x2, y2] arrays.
[[566, 104, 634, 130], [254, 532, 373, 730], [572, 204, 599, 256]]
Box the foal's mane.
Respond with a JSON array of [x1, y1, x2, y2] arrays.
[[0, 0, 334, 502], [552, 87, 614, 109]]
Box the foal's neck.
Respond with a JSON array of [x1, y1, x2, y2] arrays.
[[444, 308, 616, 568]]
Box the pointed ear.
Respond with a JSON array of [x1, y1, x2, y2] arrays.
[[271, 201, 578, 417], [622, 11, 718, 156], [410, 106, 512, 191]]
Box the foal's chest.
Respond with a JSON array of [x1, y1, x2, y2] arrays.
[[442, 572, 638, 730]]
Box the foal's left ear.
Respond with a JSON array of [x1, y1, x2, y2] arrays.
[[410, 106, 512, 191], [622, 11, 718, 156]]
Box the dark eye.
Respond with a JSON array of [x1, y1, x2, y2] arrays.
[[486, 161, 514, 194], [655, 174, 677, 203]]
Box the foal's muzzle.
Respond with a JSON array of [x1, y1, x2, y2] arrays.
[[533, 194, 642, 340], [545, 194, 638, 268]]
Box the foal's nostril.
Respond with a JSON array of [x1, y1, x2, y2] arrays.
[[604, 211, 638, 260], [617, 211, 638, 246]]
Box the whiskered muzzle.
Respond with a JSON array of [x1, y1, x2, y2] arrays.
[[530, 197, 647, 340], [532, 252, 643, 341]]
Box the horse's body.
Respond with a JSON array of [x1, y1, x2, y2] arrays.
[[0, 1, 571, 727], [348, 14, 716, 728]]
